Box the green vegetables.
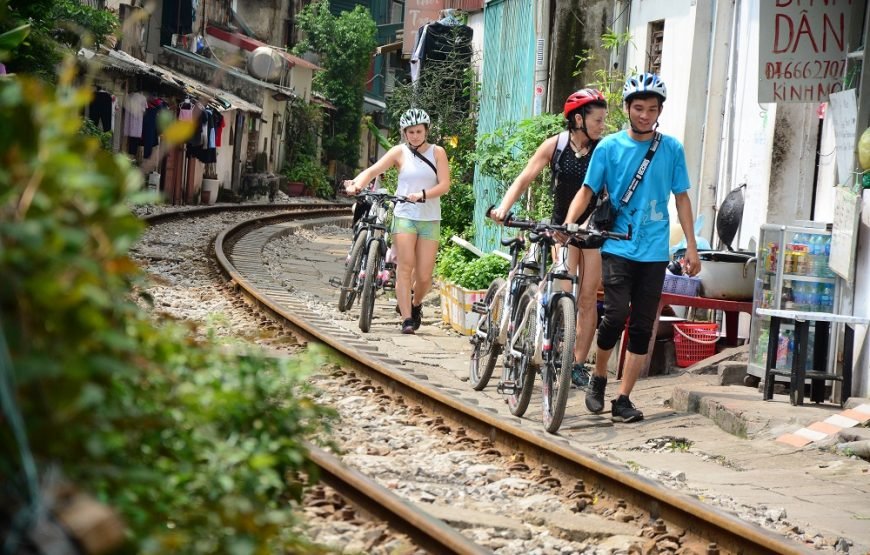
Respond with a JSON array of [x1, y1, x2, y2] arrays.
[[436, 244, 509, 290]]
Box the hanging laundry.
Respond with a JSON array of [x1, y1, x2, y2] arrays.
[[142, 97, 169, 159], [124, 92, 148, 138], [88, 87, 114, 132]]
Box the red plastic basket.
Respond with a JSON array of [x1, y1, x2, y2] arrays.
[[673, 322, 719, 367]]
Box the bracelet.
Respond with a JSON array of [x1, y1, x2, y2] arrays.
[[421, 189, 427, 200]]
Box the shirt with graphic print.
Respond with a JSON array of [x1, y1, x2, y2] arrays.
[[583, 130, 690, 262]]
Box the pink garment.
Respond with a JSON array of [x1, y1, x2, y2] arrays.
[[123, 92, 147, 138]]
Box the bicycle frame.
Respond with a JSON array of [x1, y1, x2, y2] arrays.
[[505, 234, 578, 368]]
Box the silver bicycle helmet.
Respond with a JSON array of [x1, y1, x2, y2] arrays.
[[399, 108, 431, 130], [623, 73, 667, 102]]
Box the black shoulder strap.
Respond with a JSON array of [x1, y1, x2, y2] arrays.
[[408, 145, 438, 176], [619, 132, 661, 205]]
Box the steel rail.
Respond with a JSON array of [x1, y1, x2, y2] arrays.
[[141, 201, 350, 226], [307, 444, 491, 555], [214, 212, 813, 555]]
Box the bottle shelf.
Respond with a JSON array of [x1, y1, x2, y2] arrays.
[[782, 274, 837, 284]]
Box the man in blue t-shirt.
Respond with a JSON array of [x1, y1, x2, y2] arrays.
[[564, 73, 701, 423]]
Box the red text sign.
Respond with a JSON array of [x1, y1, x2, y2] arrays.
[[758, 0, 860, 103]]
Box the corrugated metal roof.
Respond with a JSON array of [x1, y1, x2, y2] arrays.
[[80, 47, 263, 114]]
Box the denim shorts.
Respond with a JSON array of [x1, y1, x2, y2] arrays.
[[392, 216, 440, 241]]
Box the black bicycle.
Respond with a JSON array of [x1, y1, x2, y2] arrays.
[[334, 191, 417, 333]]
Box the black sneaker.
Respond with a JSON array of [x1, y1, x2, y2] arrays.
[[611, 395, 644, 423], [585, 375, 607, 413], [401, 318, 416, 335], [570, 363, 591, 389], [411, 303, 423, 330]]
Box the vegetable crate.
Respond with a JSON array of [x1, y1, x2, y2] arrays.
[[439, 283, 488, 336]]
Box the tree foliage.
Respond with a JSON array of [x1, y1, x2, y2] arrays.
[[293, 1, 377, 167], [0, 60, 335, 552], [0, 0, 119, 81], [386, 35, 479, 239], [474, 113, 563, 222]]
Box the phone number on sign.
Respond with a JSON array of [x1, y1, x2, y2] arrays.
[[764, 60, 845, 80]]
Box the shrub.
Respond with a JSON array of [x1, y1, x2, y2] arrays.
[[435, 244, 508, 290], [285, 156, 331, 198], [0, 70, 334, 552]]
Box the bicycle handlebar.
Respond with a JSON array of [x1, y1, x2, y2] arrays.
[[485, 205, 631, 241], [357, 191, 423, 204]]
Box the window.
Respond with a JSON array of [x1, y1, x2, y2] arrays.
[[647, 20, 664, 75]]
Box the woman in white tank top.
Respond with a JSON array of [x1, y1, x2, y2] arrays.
[[344, 109, 451, 335]]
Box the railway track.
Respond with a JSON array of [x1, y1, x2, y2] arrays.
[[193, 208, 813, 555], [141, 204, 815, 554]]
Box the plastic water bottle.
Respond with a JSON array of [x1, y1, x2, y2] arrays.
[[809, 235, 822, 276], [821, 284, 835, 312]]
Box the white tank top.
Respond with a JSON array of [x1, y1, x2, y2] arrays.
[[394, 145, 440, 221]]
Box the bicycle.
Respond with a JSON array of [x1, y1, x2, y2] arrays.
[[468, 215, 543, 391], [332, 191, 418, 333], [498, 215, 630, 433]]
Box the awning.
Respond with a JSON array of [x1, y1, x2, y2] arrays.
[[311, 92, 336, 111], [363, 95, 387, 114], [376, 40, 403, 55], [206, 25, 322, 71], [81, 47, 263, 114]]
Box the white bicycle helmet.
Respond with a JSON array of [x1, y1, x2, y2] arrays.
[[399, 108, 431, 130], [623, 73, 667, 102]]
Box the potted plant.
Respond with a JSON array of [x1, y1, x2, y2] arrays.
[[201, 163, 220, 205], [435, 244, 510, 335], [283, 155, 330, 198]]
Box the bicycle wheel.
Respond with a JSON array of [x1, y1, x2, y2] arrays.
[[358, 240, 381, 333], [469, 278, 505, 390], [542, 296, 576, 433], [338, 232, 366, 312], [507, 285, 537, 417]]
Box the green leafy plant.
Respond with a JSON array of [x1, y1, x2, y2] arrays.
[[284, 155, 331, 198], [573, 28, 634, 134], [435, 245, 508, 290], [0, 0, 119, 82], [0, 69, 335, 552], [293, 1, 377, 168], [80, 117, 112, 150], [474, 113, 563, 222]]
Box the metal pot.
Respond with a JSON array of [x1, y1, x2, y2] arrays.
[[695, 250, 756, 300]]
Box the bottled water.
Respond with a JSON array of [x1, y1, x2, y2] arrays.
[[820, 284, 835, 312]]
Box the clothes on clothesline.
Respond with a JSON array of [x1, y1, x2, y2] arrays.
[[142, 97, 169, 159], [88, 88, 114, 132], [124, 91, 148, 138], [188, 105, 224, 163]]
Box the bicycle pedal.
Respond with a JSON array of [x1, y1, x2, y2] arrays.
[[496, 381, 518, 395], [328, 277, 343, 288], [471, 301, 489, 315]]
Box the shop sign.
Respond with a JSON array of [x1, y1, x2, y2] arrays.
[[758, 0, 860, 103]]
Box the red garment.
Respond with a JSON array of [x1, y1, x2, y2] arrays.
[[215, 112, 226, 147]]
